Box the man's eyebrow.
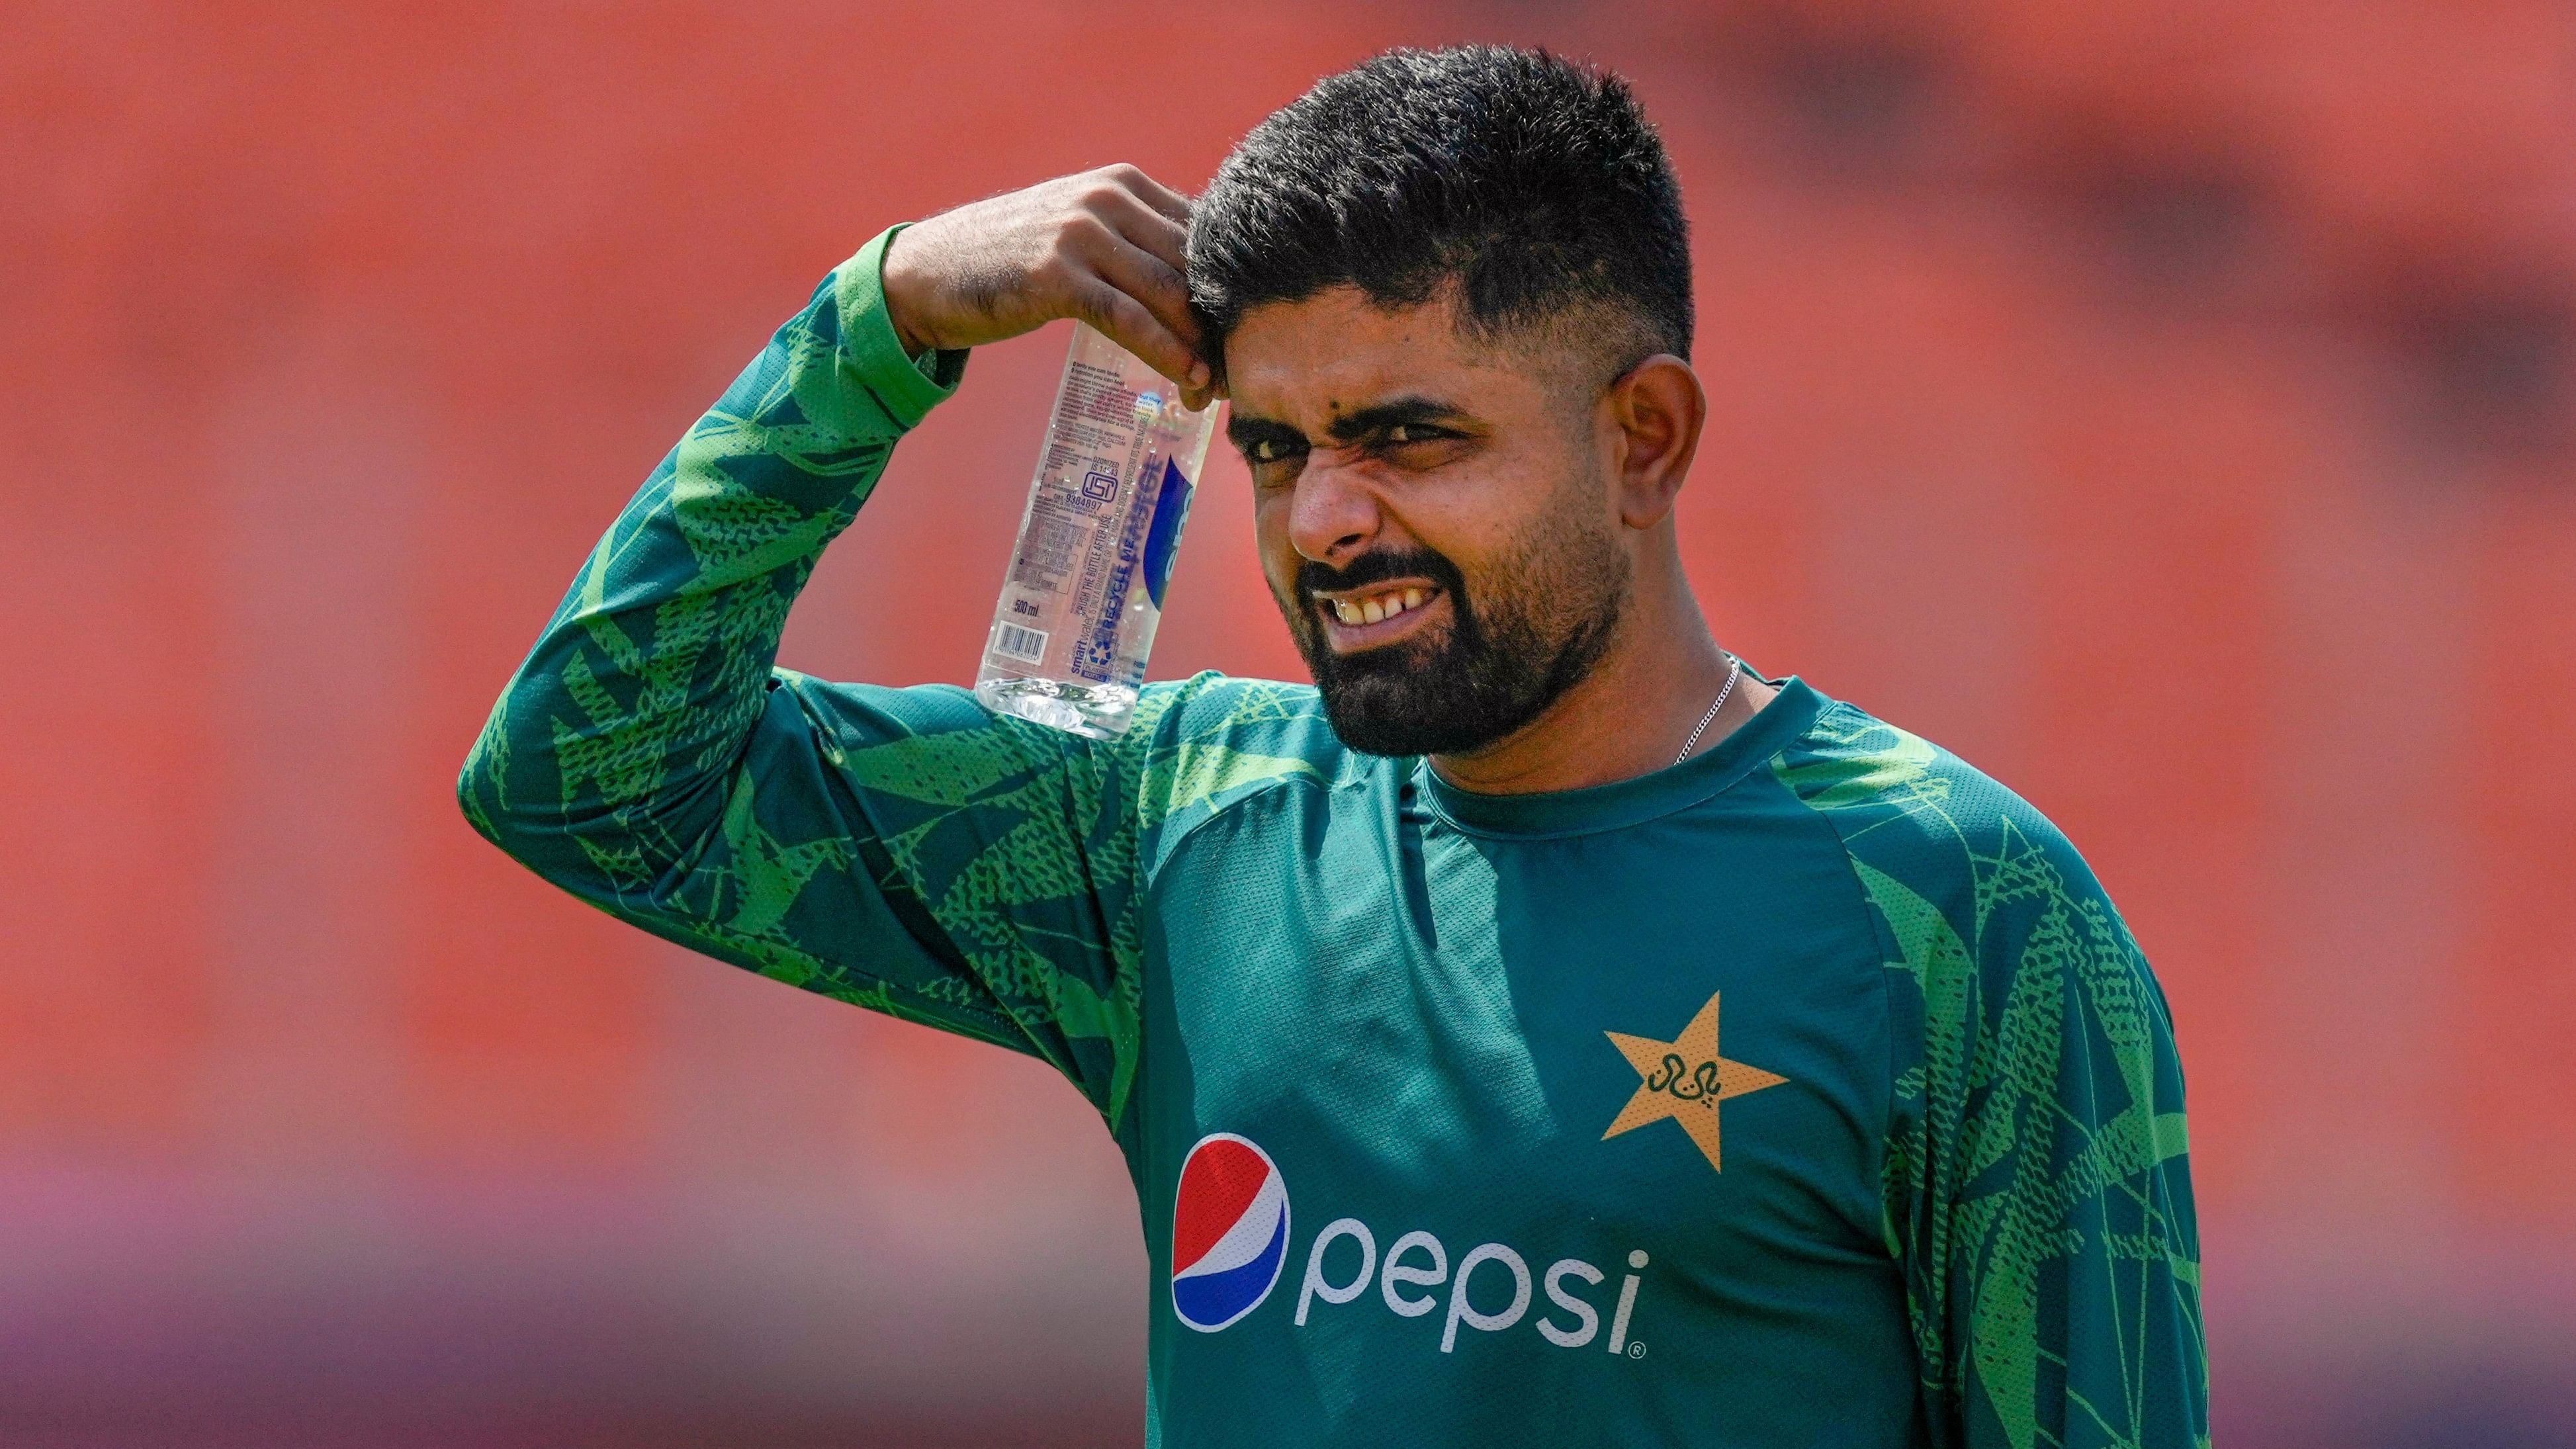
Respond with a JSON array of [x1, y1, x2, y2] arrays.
[[1225, 396, 1477, 453], [1226, 413, 1305, 451], [1323, 396, 1471, 443]]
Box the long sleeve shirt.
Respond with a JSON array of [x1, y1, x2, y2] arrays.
[[461, 226, 2209, 1448]]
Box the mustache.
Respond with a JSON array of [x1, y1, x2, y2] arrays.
[[1294, 548, 1469, 600]]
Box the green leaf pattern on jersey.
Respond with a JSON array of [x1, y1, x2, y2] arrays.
[[456, 247, 1331, 1142], [1774, 707, 2208, 1449]]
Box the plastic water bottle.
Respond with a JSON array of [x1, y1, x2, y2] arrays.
[[974, 322, 1221, 738]]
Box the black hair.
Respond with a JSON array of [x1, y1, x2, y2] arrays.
[[1188, 45, 1692, 373]]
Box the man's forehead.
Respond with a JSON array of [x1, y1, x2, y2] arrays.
[[1224, 286, 1524, 420]]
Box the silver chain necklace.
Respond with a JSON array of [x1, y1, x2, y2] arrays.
[[1673, 654, 1744, 766]]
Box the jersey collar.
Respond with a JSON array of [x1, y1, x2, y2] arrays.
[[1413, 674, 1826, 840]]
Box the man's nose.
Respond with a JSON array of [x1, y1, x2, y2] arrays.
[[1286, 455, 1383, 564]]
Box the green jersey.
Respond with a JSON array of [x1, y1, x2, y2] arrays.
[[460, 228, 2207, 1448]]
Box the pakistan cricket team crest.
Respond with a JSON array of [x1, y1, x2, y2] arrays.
[[1601, 991, 1787, 1172]]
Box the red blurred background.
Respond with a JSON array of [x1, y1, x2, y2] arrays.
[[5, 3, 2572, 1445]]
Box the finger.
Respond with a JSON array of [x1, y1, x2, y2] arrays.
[[1086, 224, 1203, 361], [1071, 277, 1208, 400], [1090, 233, 1219, 410], [1104, 163, 1194, 227], [1093, 185, 1192, 276], [1087, 198, 1216, 408]]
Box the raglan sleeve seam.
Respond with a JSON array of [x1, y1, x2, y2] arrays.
[[1763, 717, 1949, 1422], [1137, 768, 1326, 900], [1128, 678, 1339, 899], [1765, 730, 1914, 1249]]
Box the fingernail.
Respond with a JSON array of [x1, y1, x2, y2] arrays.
[[1189, 362, 1211, 389]]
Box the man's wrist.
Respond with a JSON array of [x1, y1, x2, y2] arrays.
[[881, 226, 930, 357], [834, 224, 965, 428]]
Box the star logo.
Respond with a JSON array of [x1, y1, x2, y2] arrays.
[[1602, 990, 1787, 1173]]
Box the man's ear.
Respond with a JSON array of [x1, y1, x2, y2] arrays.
[[1605, 355, 1706, 531]]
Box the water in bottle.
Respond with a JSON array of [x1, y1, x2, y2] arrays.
[[974, 322, 1221, 738]]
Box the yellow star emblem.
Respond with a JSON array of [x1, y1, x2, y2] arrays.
[[1601, 990, 1787, 1172]]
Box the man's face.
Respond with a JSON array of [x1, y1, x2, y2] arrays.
[[1222, 288, 1634, 758]]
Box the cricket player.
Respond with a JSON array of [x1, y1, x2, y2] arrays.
[[461, 44, 2206, 1448]]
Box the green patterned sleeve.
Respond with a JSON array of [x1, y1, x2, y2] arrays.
[[456, 226, 1171, 1131], [1775, 707, 2207, 1449]]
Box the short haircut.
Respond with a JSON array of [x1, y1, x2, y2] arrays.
[[1188, 45, 1693, 377]]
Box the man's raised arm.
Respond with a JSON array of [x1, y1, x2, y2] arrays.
[[457, 169, 1214, 1129]]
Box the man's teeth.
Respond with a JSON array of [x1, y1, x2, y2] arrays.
[[1329, 588, 1427, 626]]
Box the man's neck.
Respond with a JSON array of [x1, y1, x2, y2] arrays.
[[1426, 583, 1778, 797]]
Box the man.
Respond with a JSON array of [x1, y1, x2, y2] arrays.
[[461, 45, 2205, 1448]]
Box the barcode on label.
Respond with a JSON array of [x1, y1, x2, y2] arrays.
[[992, 623, 1049, 664]]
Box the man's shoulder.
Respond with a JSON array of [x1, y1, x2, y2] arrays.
[[1135, 672, 1333, 753], [1769, 692, 2070, 847], [1764, 689, 2116, 952], [1126, 672, 1355, 856]]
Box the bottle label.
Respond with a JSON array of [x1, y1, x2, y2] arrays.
[[1141, 458, 1196, 610], [1073, 445, 1163, 683], [975, 322, 1220, 737]]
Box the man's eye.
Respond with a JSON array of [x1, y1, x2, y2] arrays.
[[1249, 438, 1296, 463], [1385, 424, 1443, 444]]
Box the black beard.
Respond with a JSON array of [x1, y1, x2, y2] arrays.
[[1284, 532, 1629, 758]]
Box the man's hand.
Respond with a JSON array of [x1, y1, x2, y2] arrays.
[[881, 165, 1216, 410]]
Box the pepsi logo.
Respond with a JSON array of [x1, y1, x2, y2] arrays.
[[1171, 1133, 1291, 1333]]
